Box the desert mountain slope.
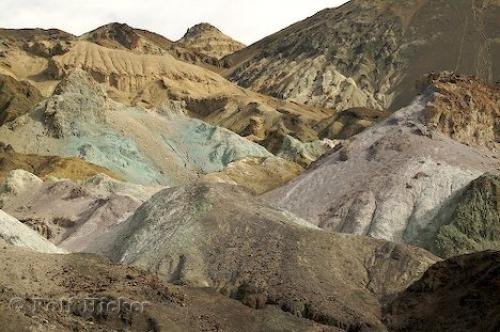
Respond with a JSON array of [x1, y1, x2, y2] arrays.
[[224, 0, 500, 112], [178, 23, 245, 59], [88, 182, 437, 330], [0, 169, 160, 251], [0, 70, 272, 185], [82, 22, 222, 69], [432, 173, 500, 258], [0, 243, 334, 332], [0, 25, 382, 159], [265, 73, 499, 256], [0, 209, 63, 254], [0, 74, 43, 125], [0, 143, 121, 182], [385, 250, 500, 332], [44, 41, 335, 154]]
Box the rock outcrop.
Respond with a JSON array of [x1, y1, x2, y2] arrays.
[[178, 23, 245, 59], [432, 174, 500, 258], [0, 74, 43, 125], [81, 22, 222, 68], [385, 250, 500, 332], [0, 209, 64, 253], [88, 183, 437, 331], [421, 72, 499, 151]]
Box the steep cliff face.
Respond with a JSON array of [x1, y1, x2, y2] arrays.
[[178, 23, 245, 59], [224, 0, 500, 112], [421, 72, 499, 151]]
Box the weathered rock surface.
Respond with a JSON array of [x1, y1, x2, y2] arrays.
[[0, 243, 334, 331], [385, 250, 500, 332], [0, 74, 43, 125], [0, 170, 160, 252], [203, 156, 303, 194], [1, 24, 383, 160], [0, 143, 121, 182], [266, 84, 499, 254], [0, 70, 272, 185], [432, 174, 500, 258], [224, 0, 500, 112], [88, 183, 437, 331], [0, 209, 63, 253], [178, 23, 245, 59], [82, 22, 222, 69], [421, 72, 499, 151]]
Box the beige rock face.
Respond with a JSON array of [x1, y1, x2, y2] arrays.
[[224, 0, 500, 112], [177, 23, 245, 59], [88, 183, 437, 331], [203, 156, 303, 194], [421, 72, 499, 151]]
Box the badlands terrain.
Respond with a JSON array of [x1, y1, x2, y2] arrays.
[[0, 0, 499, 331]]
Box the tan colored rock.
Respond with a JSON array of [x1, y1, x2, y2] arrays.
[[177, 23, 245, 59], [203, 156, 303, 194]]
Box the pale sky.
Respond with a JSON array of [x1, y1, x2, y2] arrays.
[[0, 0, 348, 45]]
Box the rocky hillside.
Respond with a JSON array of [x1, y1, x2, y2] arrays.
[[0, 2, 498, 331], [385, 250, 500, 331], [0, 23, 388, 162], [0, 143, 120, 182], [178, 23, 245, 59], [432, 173, 500, 258], [0, 169, 160, 251], [0, 74, 42, 125], [88, 182, 437, 331], [0, 70, 273, 186], [82, 22, 222, 68], [0, 243, 333, 331], [266, 73, 499, 257], [224, 0, 500, 112]]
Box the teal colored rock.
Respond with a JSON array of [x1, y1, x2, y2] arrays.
[[433, 174, 500, 258]]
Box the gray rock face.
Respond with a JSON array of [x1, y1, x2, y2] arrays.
[[265, 96, 499, 253], [88, 183, 437, 331], [225, 0, 500, 112], [0, 209, 64, 254]]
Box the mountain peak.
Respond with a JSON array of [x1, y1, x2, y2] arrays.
[[178, 22, 244, 59], [183, 23, 222, 38]]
